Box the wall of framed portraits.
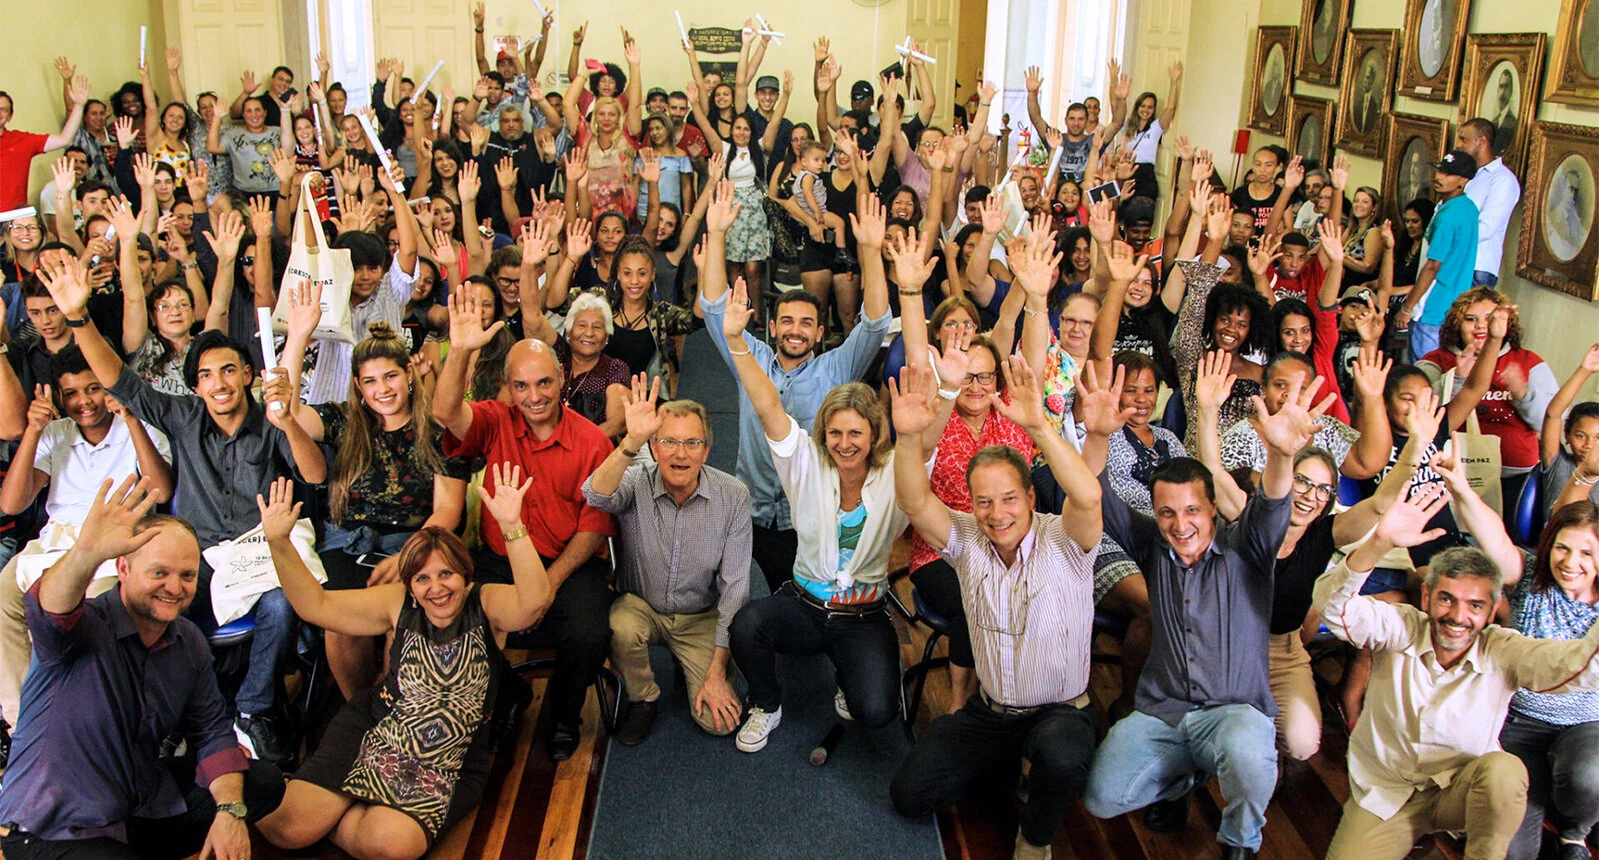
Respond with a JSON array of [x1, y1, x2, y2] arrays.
[[1152, 0, 1599, 378]]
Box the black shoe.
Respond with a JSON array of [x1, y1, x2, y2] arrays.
[[1143, 771, 1208, 833], [1222, 847, 1256, 860], [616, 700, 657, 746], [549, 721, 581, 761], [1560, 842, 1593, 860], [489, 676, 535, 755], [235, 714, 293, 767], [0, 716, 10, 770]]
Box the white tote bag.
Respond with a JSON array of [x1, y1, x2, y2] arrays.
[[271, 171, 356, 343], [203, 519, 327, 626]]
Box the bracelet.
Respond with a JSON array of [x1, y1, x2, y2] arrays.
[[727, 346, 751, 356], [1577, 473, 1599, 488], [65, 315, 90, 328], [620, 445, 641, 458], [980, 102, 992, 107], [181, 262, 198, 271], [475, 28, 484, 33], [897, 289, 922, 297], [501, 525, 530, 543], [937, 387, 959, 401], [1023, 304, 1046, 317]]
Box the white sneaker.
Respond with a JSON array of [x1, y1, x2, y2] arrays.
[[1013, 830, 1052, 860], [736, 706, 783, 752], [834, 688, 854, 721]]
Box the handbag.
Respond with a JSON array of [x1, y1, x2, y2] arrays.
[[203, 519, 327, 626], [272, 171, 356, 343]]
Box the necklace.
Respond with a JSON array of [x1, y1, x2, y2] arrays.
[[616, 303, 649, 329]]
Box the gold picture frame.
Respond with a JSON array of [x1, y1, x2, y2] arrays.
[[1397, 0, 1472, 100], [1517, 121, 1599, 300], [1249, 27, 1298, 135], [1382, 113, 1452, 211], [1547, 0, 1599, 106], [1297, 0, 1351, 85], [1287, 96, 1336, 167], [1459, 34, 1546, 175], [1335, 30, 1400, 158]]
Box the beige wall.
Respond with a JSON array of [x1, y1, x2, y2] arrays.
[[8, 0, 169, 204], [1167, 0, 1599, 379]]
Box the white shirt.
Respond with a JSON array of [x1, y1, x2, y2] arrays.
[[1464, 156, 1521, 275], [302, 256, 419, 405], [1315, 559, 1599, 821], [767, 414, 924, 590], [32, 416, 172, 525], [1124, 118, 1165, 164]]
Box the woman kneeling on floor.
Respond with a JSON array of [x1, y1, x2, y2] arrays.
[[253, 467, 550, 859]]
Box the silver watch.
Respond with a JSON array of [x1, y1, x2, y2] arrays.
[[216, 800, 248, 820]]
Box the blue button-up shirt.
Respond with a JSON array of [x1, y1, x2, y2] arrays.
[[698, 291, 890, 530], [0, 585, 247, 842], [1100, 472, 1292, 725]]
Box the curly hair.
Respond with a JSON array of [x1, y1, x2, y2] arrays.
[[1203, 284, 1275, 357], [1439, 286, 1523, 352]]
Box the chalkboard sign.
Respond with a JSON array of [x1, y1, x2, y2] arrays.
[[689, 26, 743, 54]]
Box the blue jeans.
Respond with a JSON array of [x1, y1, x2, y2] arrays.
[[191, 559, 297, 716], [1474, 270, 1499, 288], [1082, 705, 1278, 850], [1410, 322, 1442, 362], [1499, 711, 1599, 859]]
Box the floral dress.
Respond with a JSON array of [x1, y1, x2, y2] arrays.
[[722, 142, 771, 263]]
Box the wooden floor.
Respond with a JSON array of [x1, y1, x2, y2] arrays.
[[253, 542, 1481, 860]]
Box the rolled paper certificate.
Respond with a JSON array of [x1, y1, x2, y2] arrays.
[[0, 207, 38, 224], [1043, 135, 1064, 181], [411, 60, 445, 104], [312, 110, 324, 148], [140, 27, 147, 68], [530, 0, 549, 17], [676, 11, 690, 47], [256, 307, 284, 412], [895, 38, 937, 64], [755, 15, 782, 45], [355, 113, 406, 194]]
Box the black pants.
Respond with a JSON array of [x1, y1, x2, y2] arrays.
[[1, 758, 284, 859], [729, 583, 900, 729], [1499, 710, 1599, 859], [891, 696, 1098, 847], [750, 524, 799, 593], [474, 550, 613, 728], [909, 560, 974, 668]]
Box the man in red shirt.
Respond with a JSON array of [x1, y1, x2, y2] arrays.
[[435, 293, 618, 762], [0, 77, 91, 212]]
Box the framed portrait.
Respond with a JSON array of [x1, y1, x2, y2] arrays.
[[1334, 30, 1400, 158], [1287, 96, 1336, 168], [1517, 122, 1599, 299], [1297, 0, 1351, 85], [1460, 34, 1546, 175], [1398, 0, 1472, 100], [1249, 27, 1298, 135], [1382, 114, 1451, 211], [1547, 0, 1599, 105]]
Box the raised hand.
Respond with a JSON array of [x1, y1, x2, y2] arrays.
[[621, 374, 664, 447], [1319, 220, 1346, 265], [1380, 219, 1396, 250], [1489, 303, 1516, 342], [431, 228, 458, 265], [458, 159, 482, 202], [185, 159, 210, 202], [1087, 197, 1116, 245], [36, 250, 91, 318], [247, 195, 274, 240], [284, 279, 323, 341], [132, 152, 157, 190], [1104, 240, 1150, 284], [1282, 154, 1304, 189], [1351, 344, 1391, 403], [1331, 152, 1351, 191], [1250, 371, 1335, 456], [1205, 194, 1234, 240], [447, 284, 505, 351], [850, 193, 886, 249], [889, 364, 943, 438], [76, 476, 163, 563], [261, 364, 302, 429], [1010, 230, 1063, 300], [1024, 65, 1044, 93], [256, 477, 303, 542], [480, 463, 535, 528], [1353, 302, 1386, 345], [495, 156, 517, 190], [54, 56, 76, 81], [1075, 359, 1137, 436], [978, 192, 1005, 235], [1247, 232, 1283, 279], [1402, 381, 1444, 447], [520, 217, 554, 270], [991, 355, 1050, 433], [886, 228, 937, 291], [1196, 350, 1237, 413], [723, 277, 758, 340], [240, 69, 259, 95], [1372, 483, 1451, 547], [205, 209, 247, 264], [27, 385, 58, 433], [565, 217, 593, 260], [639, 148, 662, 185], [105, 195, 139, 242], [67, 75, 90, 107]]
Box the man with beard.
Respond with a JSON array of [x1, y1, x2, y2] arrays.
[[478, 105, 556, 230], [1316, 488, 1599, 858], [697, 188, 892, 593], [32, 252, 327, 768], [0, 475, 285, 859]]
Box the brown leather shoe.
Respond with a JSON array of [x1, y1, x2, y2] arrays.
[[616, 700, 658, 746]]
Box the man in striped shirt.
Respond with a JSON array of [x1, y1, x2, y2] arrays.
[[887, 360, 1103, 860]]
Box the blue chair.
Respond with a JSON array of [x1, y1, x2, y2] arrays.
[[889, 581, 952, 737], [1512, 465, 1545, 548], [1158, 392, 1187, 441], [209, 610, 257, 648], [1338, 476, 1366, 508]]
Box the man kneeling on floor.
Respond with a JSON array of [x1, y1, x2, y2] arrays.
[[0, 476, 284, 859], [887, 361, 1103, 860], [1316, 484, 1599, 859], [582, 378, 751, 742]]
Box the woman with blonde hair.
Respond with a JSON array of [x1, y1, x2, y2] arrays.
[[563, 73, 638, 220]]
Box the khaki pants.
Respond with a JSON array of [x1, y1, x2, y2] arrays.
[[609, 592, 738, 736], [0, 552, 117, 722], [1267, 631, 1321, 761], [1327, 751, 1529, 860]]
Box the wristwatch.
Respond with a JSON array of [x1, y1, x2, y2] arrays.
[[216, 801, 248, 820], [64, 315, 89, 328]]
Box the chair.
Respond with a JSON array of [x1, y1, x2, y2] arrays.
[[1512, 465, 1545, 548], [505, 650, 625, 736], [887, 574, 951, 737], [1338, 476, 1366, 508], [1091, 609, 1130, 666], [1158, 391, 1187, 441]]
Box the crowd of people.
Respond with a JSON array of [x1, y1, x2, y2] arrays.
[[0, 8, 1595, 860]]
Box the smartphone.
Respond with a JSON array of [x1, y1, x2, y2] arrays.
[[585, 59, 606, 72], [879, 61, 905, 82], [1086, 181, 1120, 204]]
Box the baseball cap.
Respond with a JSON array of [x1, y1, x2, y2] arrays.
[[496, 49, 513, 62], [1434, 149, 1478, 180], [646, 86, 669, 101], [1121, 198, 1155, 227], [755, 75, 780, 92], [851, 80, 874, 102], [1339, 284, 1375, 307]]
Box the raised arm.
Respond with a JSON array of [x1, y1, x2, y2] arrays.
[[45, 76, 89, 152], [1266, 155, 1303, 237], [200, 210, 246, 337], [1316, 486, 1451, 651], [1544, 345, 1599, 468], [140, 63, 162, 143], [890, 365, 955, 550], [477, 464, 554, 631], [106, 196, 148, 355], [40, 477, 161, 615], [1193, 351, 1249, 519], [1004, 354, 1105, 550], [472, 2, 491, 76], [722, 277, 791, 442], [852, 193, 891, 321], [1251, 369, 1337, 500], [35, 254, 124, 387], [1090, 240, 1151, 361], [566, 22, 587, 90], [1447, 305, 1510, 429], [1157, 60, 1182, 130], [1023, 66, 1052, 138], [261, 479, 399, 636], [758, 72, 793, 155], [910, 43, 936, 126], [434, 285, 506, 438], [622, 30, 644, 140], [517, 220, 560, 345]]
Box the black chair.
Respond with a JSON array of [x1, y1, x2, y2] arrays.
[[887, 574, 952, 737], [1091, 609, 1130, 667], [505, 649, 625, 736]]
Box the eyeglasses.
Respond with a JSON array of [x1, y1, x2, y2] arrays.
[[155, 301, 193, 313], [240, 254, 255, 266], [654, 438, 706, 453], [1293, 473, 1335, 503], [960, 371, 998, 386], [495, 276, 520, 289], [385, 239, 400, 249], [1061, 318, 1095, 330], [7, 223, 41, 234], [940, 320, 976, 331]]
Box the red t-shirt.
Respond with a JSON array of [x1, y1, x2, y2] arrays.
[[1269, 255, 1323, 305], [677, 124, 709, 160], [0, 131, 48, 211], [1421, 346, 1547, 469], [443, 400, 617, 557]]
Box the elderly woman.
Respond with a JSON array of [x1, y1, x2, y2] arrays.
[[521, 288, 630, 437], [254, 468, 549, 860]]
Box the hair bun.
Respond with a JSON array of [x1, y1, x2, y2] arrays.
[[366, 321, 400, 341]]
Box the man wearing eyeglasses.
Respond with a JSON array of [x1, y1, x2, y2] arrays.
[[582, 384, 751, 745]]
